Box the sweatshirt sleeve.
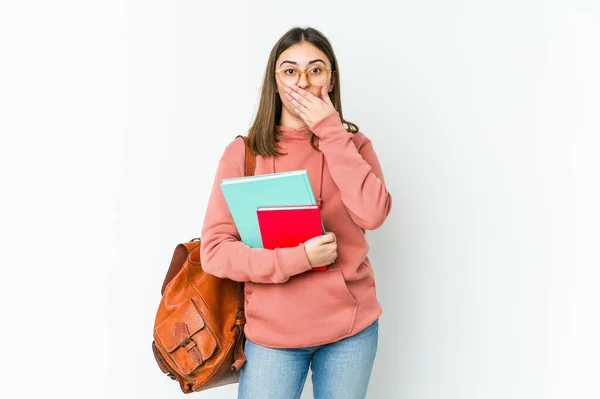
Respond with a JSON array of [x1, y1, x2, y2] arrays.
[[312, 112, 392, 230], [200, 139, 313, 283]]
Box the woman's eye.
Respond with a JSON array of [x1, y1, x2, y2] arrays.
[[285, 69, 297, 75], [310, 67, 323, 74]]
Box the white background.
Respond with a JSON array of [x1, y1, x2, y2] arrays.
[[1, 1, 599, 398]]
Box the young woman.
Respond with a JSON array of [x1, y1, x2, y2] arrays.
[[201, 26, 392, 399]]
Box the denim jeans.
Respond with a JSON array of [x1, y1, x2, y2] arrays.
[[238, 319, 379, 399]]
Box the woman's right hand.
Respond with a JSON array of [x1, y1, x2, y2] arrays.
[[304, 232, 337, 267]]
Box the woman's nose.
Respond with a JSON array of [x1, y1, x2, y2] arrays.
[[297, 72, 310, 88]]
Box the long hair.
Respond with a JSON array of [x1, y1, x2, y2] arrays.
[[248, 27, 359, 157]]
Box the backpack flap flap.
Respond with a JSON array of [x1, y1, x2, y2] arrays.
[[154, 299, 218, 375]]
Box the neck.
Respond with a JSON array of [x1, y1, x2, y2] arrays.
[[279, 108, 307, 129]]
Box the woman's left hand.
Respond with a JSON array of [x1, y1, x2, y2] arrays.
[[284, 84, 336, 131]]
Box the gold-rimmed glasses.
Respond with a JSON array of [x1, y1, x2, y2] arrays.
[[275, 65, 332, 87]]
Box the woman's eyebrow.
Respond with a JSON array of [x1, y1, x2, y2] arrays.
[[279, 58, 327, 67]]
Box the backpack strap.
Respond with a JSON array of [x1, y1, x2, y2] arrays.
[[237, 135, 256, 177], [232, 135, 255, 370]]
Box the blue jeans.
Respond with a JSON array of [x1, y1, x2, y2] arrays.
[[238, 319, 379, 399]]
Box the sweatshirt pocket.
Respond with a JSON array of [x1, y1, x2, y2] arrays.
[[246, 270, 359, 346]]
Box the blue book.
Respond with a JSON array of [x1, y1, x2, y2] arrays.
[[220, 170, 317, 248]]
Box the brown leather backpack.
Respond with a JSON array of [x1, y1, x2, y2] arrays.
[[152, 136, 256, 393]]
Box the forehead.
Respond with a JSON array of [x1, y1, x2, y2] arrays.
[[276, 41, 330, 67]]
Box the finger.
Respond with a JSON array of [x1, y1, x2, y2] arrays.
[[323, 233, 336, 243], [285, 87, 313, 107], [285, 92, 309, 111], [294, 107, 310, 123], [288, 85, 316, 104], [314, 234, 333, 246], [330, 248, 338, 260], [320, 84, 328, 100], [321, 84, 334, 106]]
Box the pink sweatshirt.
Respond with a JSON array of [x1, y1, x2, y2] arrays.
[[200, 112, 392, 348]]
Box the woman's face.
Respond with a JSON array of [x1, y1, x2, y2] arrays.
[[274, 41, 334, 119]]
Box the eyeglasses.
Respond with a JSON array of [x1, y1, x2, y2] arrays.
[[274, 65, 332, 87]]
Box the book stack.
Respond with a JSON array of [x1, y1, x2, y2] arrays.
[[220, 170, 327, 271]]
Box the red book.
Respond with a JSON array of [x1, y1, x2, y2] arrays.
[[257, 205, 327, 271]]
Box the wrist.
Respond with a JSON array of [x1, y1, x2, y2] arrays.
[[310, 112, 345, 140]]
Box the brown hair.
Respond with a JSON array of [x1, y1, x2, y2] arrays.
[[248, 27, 359, 157]]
